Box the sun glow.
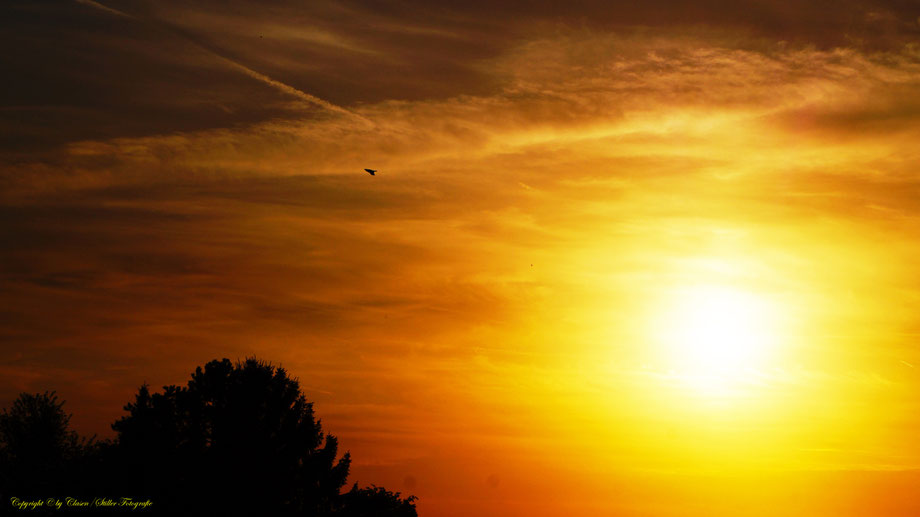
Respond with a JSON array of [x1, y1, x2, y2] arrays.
[[655, 285, 782, 395]]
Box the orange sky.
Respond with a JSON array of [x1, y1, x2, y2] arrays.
[[2, 1, 920, 515]]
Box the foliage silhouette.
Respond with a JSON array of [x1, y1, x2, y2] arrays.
[[0, 359, 416, 516], [0, 391, 97, 500], [340, 484, 418, 517], [110, 358, 417, 516]]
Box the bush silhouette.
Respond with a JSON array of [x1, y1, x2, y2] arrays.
[[340, 484, 418, 517]]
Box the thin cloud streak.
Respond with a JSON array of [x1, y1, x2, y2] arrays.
[[73, 0, 371, 125]]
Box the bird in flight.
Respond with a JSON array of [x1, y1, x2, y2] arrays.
[[365, 168, 377, 175]]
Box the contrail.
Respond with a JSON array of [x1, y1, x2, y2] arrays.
[[212, 55, 358, 118], [75, 0, 129, 18], [74, 0, 373, 126], [901, 360, 915, 369]]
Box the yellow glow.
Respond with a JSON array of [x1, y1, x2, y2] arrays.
[[655, 285, 780, 396]]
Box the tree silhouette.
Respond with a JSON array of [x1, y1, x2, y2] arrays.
[[0, 391, 95, 498], [112, 358, 416, 516]]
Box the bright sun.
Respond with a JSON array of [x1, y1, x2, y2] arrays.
[[656, 285, 780, 395]]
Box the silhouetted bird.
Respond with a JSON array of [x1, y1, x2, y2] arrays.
[[365, 169, 376, 175]]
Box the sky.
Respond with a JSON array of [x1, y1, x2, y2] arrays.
[[3, 0, 920, 515]]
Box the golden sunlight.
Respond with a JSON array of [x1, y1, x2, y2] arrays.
[[654, 284, 782, 396]]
